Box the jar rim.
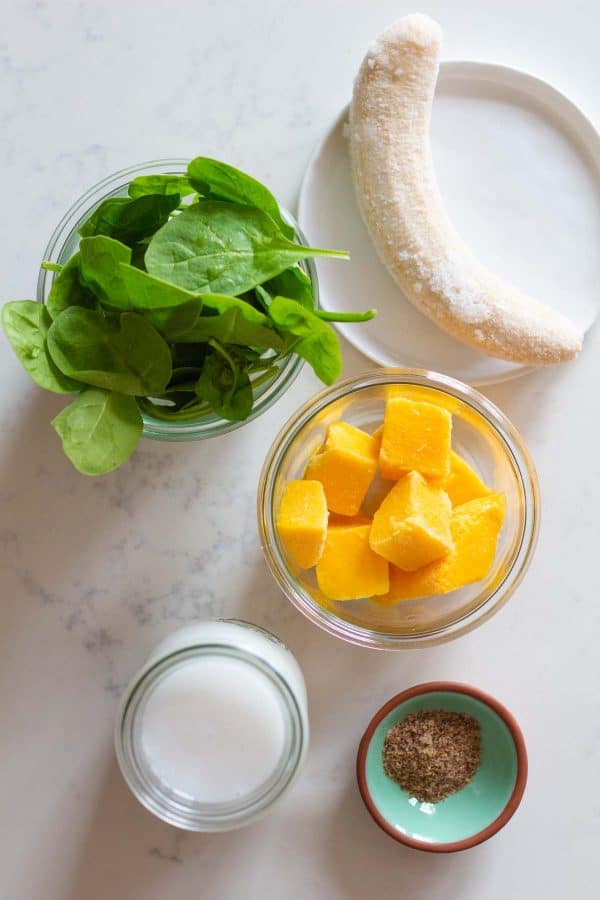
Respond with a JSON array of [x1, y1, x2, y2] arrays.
[[36, 158, 311, 440], [257, 367, 541, 650], [114, 640, 307, 830]]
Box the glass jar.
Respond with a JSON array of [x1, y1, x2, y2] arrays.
[[36, 159, 310, 440], [114, 620, 309, 831]]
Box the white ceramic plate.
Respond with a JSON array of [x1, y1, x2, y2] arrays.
[[299, 62, 600, 384]]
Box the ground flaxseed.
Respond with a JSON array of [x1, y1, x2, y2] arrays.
[[382, 709, 481, 803]]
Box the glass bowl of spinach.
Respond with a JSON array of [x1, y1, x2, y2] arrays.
[[3, 157, 374, 475]]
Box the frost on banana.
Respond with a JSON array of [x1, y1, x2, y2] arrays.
[[349, 13, 583, 365]]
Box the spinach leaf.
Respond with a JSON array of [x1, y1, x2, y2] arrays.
[[130, 242, 148, 270], [260, 268, 377, 322], [145, 201, 348, 295], [79, 236, 132, 306], [47, 308, 172, 395], [142, 299, 203, 341], [158, 388, 198, 404], [2, 301, 81, 393], [195, 344, 253, 421], [170, 365, 203, 384], [264, 265, 314, 309], [267, 295, 342, 385], [52, 388, 142, 475], [78, 194, 180, 245], [46, 253, 98, 319], [80, 237, 204, 336], [115, 262, 202, 310], [128, 174, 194, 199], [253, 285, 272, 311], [177, 294, 283, 348], [105, 261, 204, 338], [187, 157, 294, 238]]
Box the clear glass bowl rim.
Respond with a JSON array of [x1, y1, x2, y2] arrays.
[[36, 158, 310, 441], [257, 368, 541, 650], [114, 640, 308, 831]]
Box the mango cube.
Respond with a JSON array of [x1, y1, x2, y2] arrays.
[[380, 492, 506, 603], [328, 513, 373, 527], [277, 480, 328, 569], [369, 471, 452, 571], [371, 424, 383, 448], [316, 524, 389, 600], [379, 397, 452, 480], [305, 421, 379, 516], [435, 451, 491, 507]]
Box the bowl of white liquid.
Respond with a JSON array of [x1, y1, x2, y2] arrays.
[[115, 620, 309, 830]]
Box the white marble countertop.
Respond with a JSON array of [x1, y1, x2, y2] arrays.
[[1, 1, 599, 898]]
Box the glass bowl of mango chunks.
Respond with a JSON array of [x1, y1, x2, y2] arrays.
[[257, 369, 540, 649]]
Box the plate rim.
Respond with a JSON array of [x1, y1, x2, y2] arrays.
[[298, 59, 600, 387]]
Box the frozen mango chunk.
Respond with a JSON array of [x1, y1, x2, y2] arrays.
[[386, 385, 460, 415], [433, 451, 491, 507], [369, 471, 452, 571], [372, 424, 383, 449], [277, 480, 328, 569], [305, 421, 379, 516], [316, 524, 389, 600], [379, 397, 452, 480], [325, 420, 375, 455], [328, 513, 372, 526], [381, 493, 506, 603]]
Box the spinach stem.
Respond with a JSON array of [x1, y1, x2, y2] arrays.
[[41, 261, 63, 273], [208, 338, 237, 376], [138, 364, 280, 424], [315, 308, 377, 323], [250, 367, 279, 388], [298, 247, 349, 260], [246, 356, 280, 373], [138, 397, 212, 422]]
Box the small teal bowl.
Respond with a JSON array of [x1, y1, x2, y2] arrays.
[[357, 682, 527, 852]]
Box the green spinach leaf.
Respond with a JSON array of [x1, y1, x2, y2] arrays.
[[46, 253, 98, 319], [128, 174, 194, 199], [187, 157, 293, 238], [47, 308, 172, 395], [177, 294, 283, 348], [130, 241, 149, 270], [170, 365, 203, 384], [80, 237, 204, 336], [267, 295, 342, 385], [195, 345, 253, 421], [79, 236, 132, 306], [145, 201, 348, 296], [252, 284, 272, 311], [2, 301, 81, 393], [260, 267, 375, 321], [142, 299, 203, 341], [115, 262, 202, 310], [78, 194, 180, 245], [264, 265, 314, 308], [52, 388, 142, 475]]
